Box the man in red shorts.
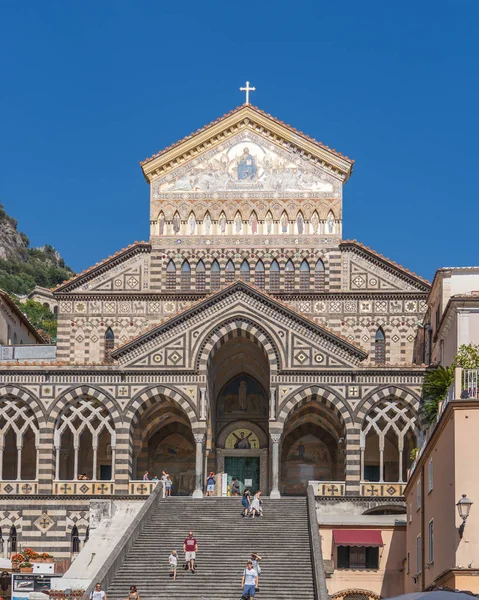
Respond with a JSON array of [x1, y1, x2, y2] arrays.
[[183, 530, 198, 573]]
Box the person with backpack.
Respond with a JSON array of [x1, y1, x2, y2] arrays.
[[231, 477, 241, 496], [242, 489, 251, 518], [241, 560, 258, 599], [206, 472, 215, 496]]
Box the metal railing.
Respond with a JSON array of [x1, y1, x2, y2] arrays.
[[463, 369, 479, 399]]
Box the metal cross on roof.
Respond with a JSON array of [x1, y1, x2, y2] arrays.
[[240, 81, 256, 105]]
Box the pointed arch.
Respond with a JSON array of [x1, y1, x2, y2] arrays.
[[196, 260, 205, 292], [299, 259, 310, 292], [211, 259, 221, 291], [225, 259, 235, 284], [240, 259, 250, 283], [104, 327, 114, 364], [181, 260, 191, 291], [326, 210, 336, 234], [255, 260, 265, 290], [375, 327, 386, 365], [166, 259, 176, 292], [270, 259, 280, 292], [72, 524, 80, 553], [314, 258, 325, 292], [285, 259, 295, 292]]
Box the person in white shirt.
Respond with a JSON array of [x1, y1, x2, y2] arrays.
[[90, 582, 107, 600], [168, 550, 178, 580], [241, 561, 258, 598]]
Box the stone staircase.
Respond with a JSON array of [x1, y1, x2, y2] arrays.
[[106, 496, 316, 600]]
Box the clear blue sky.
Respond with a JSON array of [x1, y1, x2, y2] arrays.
[[1, 1, 478, 282]]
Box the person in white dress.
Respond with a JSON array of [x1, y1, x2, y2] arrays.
[[250, 491, 263, 518]]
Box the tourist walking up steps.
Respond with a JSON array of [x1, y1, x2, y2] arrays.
[[124, 585, 140, 600], [168, 550, 178, 580], [242, 488, 251, 518], [250, 491, 263, 518], [165, 474, 172, 496], [241, 560, 258, 599], [183, 530, 198, 573], [90, 582, 107, 600]]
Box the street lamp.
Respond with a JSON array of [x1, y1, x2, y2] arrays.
[[457, 494, 473, 538]]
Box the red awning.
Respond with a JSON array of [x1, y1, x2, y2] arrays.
[[333, 530, 383, 547]]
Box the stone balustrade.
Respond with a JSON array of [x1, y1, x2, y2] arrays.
[[359, 481, 406, 497]]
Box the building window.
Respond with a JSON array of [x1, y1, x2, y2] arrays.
[[375, 327, 386, 365], [285, 259, 295, 292], [104, 328, 115, 364], [428, 520, 434, 564], [407, 551, 410, 574], [417, 479, 421, 510], [9, 525, 17, 553], [196, 260, 205, 292], [337, 546, 379, 569], [180, 260, 191, 291], [225, 260, 235, 284], [428, 459, 433, 492], [71, 525, 80, 554], [435, 307, 440, 331], [314, 259, 325, 291], [409, 502, 412, 523], [240, 259, 250, 283], [166, 259, 176, 291], [255, 260, 265, 290], [416, 535, 422, 574], [299, 259, 310, 292], [211, 260, 220, 291], [270, 260, 280, 292]]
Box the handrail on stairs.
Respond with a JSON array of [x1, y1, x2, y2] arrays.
[[307, 485, 329, 600]]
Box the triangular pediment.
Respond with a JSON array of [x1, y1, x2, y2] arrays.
[[340, 241, 430, 293], [54, 242, 151, 294], [112, 281, 368, 370], [141, 105, 354, 189]]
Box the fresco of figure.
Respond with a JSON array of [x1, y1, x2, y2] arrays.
[[188, 214, 196, 235], [172, 214, 181, 234], [311, 213, 319, 234], [234, 430, 252, 449], [237, 147, 257, 181], [281, 214, 289, 234], [265, 213, 273, 234], [238, 380, 247, 411], [204, 213, 212, 235], [159, 213, 166, 235], [250, 213, 258, 234], [297, 213, 304, 234], [219, 213, 227, 234], [235, 213, 243, 234]]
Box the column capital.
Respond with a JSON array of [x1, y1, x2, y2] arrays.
[[270, 433, 281, 444], [194, 433, 205, 444]]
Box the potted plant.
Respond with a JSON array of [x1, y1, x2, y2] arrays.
[[38, 552, 54, 563], [22, 548, 39, 562], [19, 562, 33, 573], [11, 553, 23, 569]]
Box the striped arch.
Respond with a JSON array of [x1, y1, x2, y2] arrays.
[[277, 385, 353, 429], [355, 386, 421, 422], [0, 385, 45, 422], [124, 385, 199, 431], [48, 385, 122, 425], [196, 318, 280, 373]]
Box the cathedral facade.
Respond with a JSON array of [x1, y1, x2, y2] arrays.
[[0, 105, 428, 558]]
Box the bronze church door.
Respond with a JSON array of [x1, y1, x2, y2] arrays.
[[225, 456, 260, 494]]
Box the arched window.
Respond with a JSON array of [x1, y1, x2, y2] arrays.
[[314, 259, 325, 292], [255, 260, 265, 290], [211, 260, 221, 291], [299, 259, 310, 292], [270, 259, 280, 292], [285, 259, 295, 292], [166, 259, 176, 292], [240, 260, 250, 283], [375, 327, 386, 365], [196, 260, 205, 292], [9, 525, 17, 553], [225, 260, 235, 284], [181, 260, 191, 292], [0, 399, 39, 480], [71, 525, 80, 554], [104, 328, 115, 364], [13, 333, 17, 345]]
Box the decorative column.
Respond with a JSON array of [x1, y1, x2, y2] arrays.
[[111, 446, 116, 481], [54, 446, 61, 481], [0, 442, 4, 480], [379, 437, 385, 483], [345, 426, 361, 496], [92, 444, 98, 481], [398, 437, 404, 483], [200, 388, 206, 421], [270, 433, 281, 499], [360, 447, 365, 482], [73, 445, 79, 480], [193, 433, 205, 498], [16, 444, 22, 481], [269, 389, 276, 421]]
